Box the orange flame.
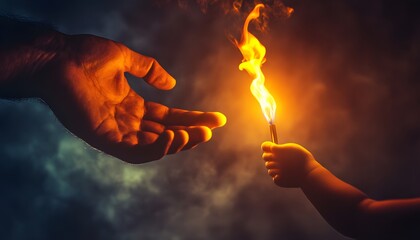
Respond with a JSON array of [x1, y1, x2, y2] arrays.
[[236, 4, 276, 124]]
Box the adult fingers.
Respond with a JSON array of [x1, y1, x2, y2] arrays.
[[166, 126, 212, 150], [132, 127, 205, 160], [125, 47, 176, 90], [145, 102, 227, 129], [107, 130, 174, 164], [138, 126, 211, 155], [137, 124, 213, 156], [181, 126, 212, 150], [167, 130, 189, 154]]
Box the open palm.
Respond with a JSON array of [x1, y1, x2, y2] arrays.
[[40, 34, 225, 163]]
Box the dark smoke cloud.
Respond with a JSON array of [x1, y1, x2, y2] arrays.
[[0, 0, 419, 239], [157, 0, 293, 38], [159, 0, 290, 14]]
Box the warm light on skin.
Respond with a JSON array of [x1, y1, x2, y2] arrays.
[[236, 4, 277, 124]]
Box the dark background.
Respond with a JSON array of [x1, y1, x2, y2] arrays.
[[0, 0, 419, 239]]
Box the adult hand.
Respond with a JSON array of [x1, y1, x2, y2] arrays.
[[32, 34, 226, 163], [261, 142, 320, 187]]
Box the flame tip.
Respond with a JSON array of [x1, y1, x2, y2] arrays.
[[236, 3, 277, 124]]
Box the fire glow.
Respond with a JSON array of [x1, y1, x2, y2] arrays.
[[236, 4, 279, 143]]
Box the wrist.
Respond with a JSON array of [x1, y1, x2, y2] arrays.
[[300, 160, 324, 188], [30, 30, 68, 100], [0, 19, 67, 99]]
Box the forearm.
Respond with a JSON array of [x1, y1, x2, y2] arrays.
[[263, 143, 420, 238], [301, 166, 369, 238], [0, 16, 65, 99], [301, 166, 420, 239], [359, 198, 420, 239]]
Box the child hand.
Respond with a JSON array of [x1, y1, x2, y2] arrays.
[[261, 142, 321, 188]]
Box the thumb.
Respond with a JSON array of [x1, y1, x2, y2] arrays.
[[125, 47, 176, 90], [261, 141, 275, 152]]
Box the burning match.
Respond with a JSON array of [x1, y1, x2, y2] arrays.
[[269, 124, 278, 144], [236, 4, 280, 144]]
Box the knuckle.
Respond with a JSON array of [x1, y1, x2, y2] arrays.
[[268, 169, 276, 176]]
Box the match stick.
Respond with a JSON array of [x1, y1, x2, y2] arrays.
[[269, 124, 278, 144]]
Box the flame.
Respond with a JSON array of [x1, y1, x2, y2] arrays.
[[236, 4, 276, 124]]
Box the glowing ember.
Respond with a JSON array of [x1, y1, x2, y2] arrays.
[[236, 3, 277, 124]]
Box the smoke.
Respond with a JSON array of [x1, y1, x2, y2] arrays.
[[156, 0, 293, 38], [159, 0, 292, 15]]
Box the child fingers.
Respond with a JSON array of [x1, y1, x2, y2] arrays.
[[262, 152, 274, 161], [268, 169, 280, 178], [265, 161, 281, 169]]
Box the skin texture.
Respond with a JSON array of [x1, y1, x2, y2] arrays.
[[0, 19, 226, 163], [262, 142, 420, 239]]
